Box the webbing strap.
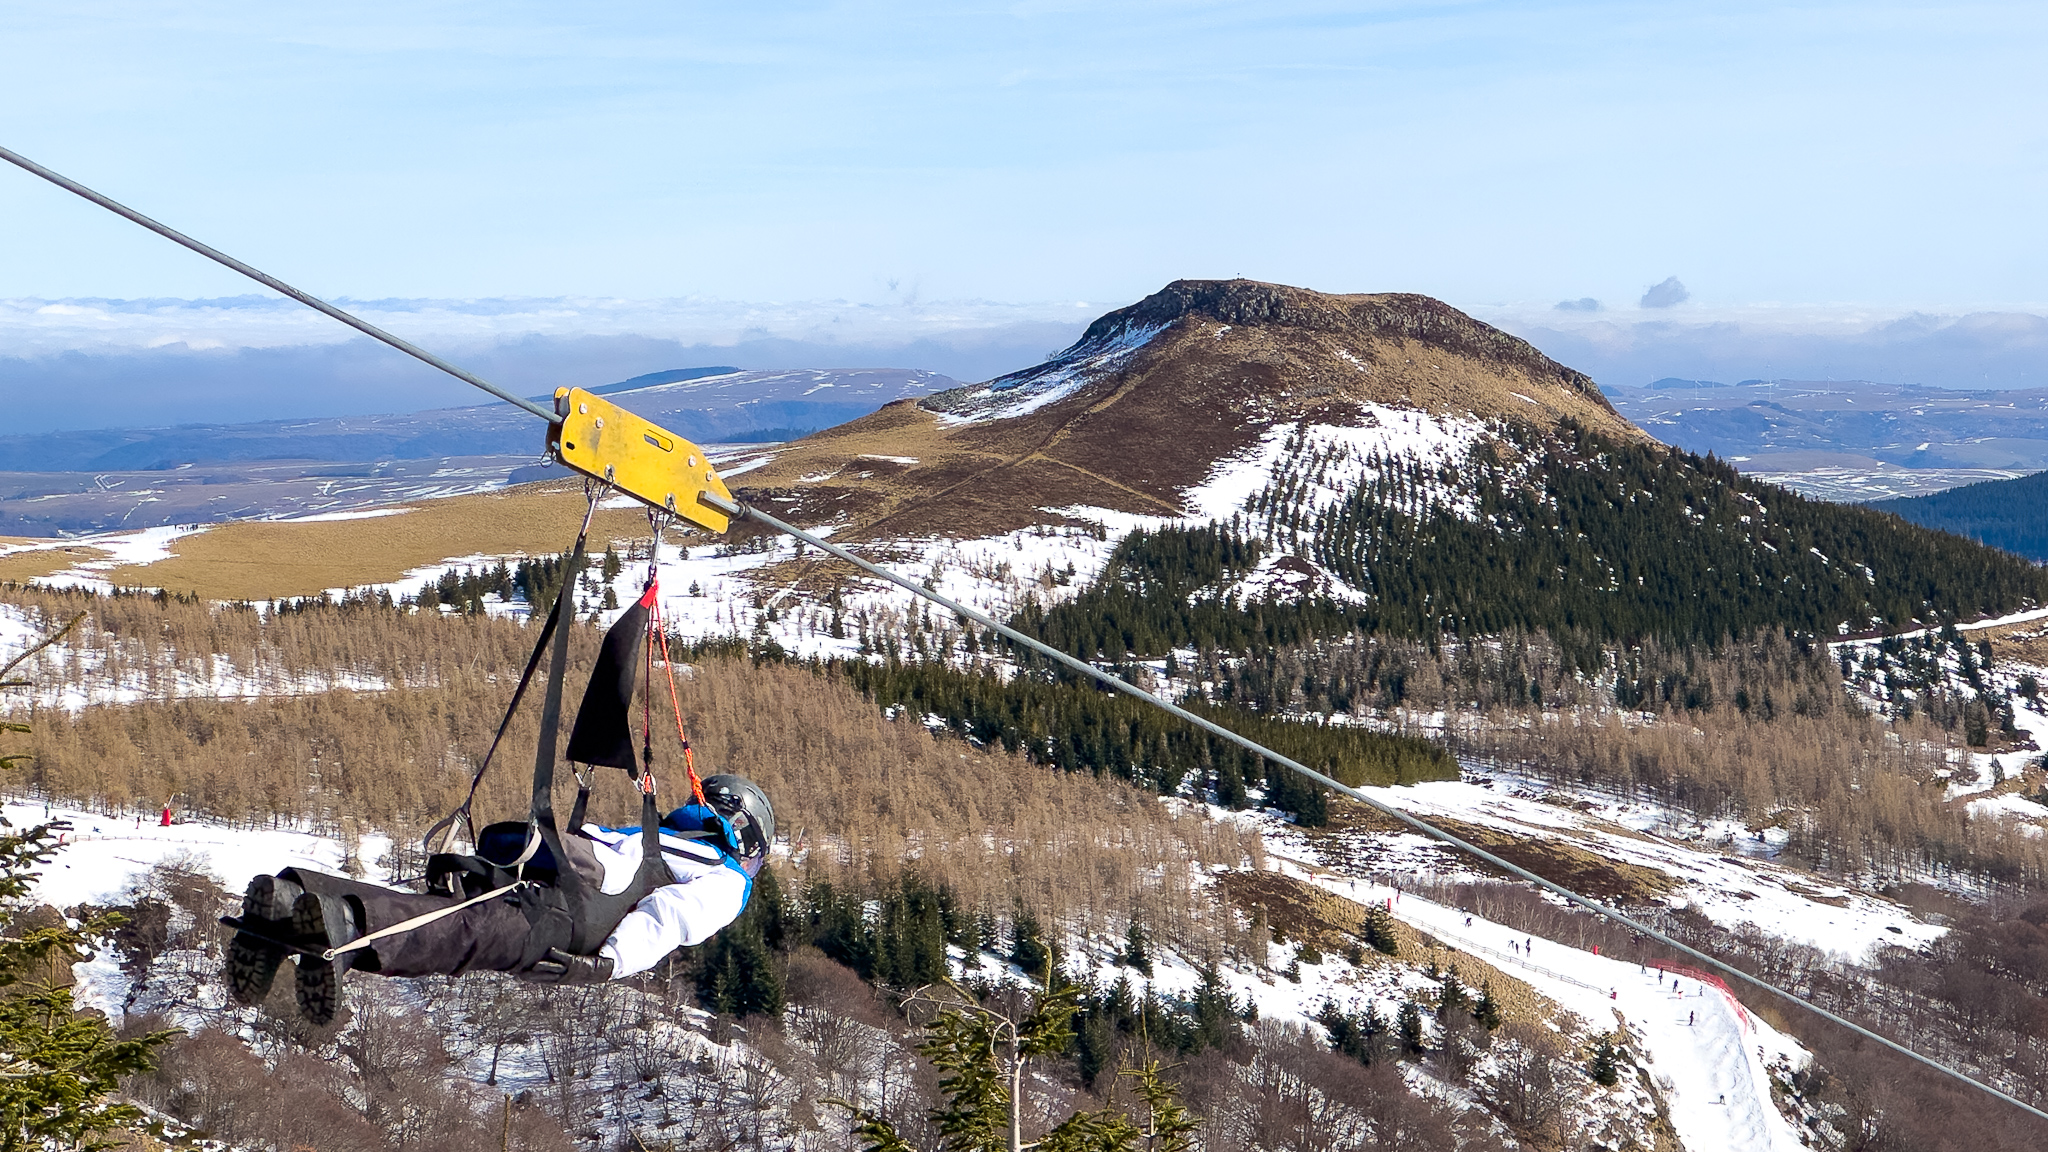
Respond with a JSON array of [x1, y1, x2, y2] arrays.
[[649, 593, 707, 805], [322, 879, 528, 960], [529, 493, 599, 911], [422, 592, 563, 855]]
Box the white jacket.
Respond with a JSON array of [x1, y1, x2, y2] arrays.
[[578, 824, 752, 978]]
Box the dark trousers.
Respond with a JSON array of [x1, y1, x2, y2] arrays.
[[281, 868, 551, 977]]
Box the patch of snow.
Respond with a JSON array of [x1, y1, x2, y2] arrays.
[[1966, 791, 2047, 833], [280, 507, 415, 523], [717, 451, 778, 478], [1185, 406, 1494, 526], [935, 321, 1166, 425], [1277, 772, 1944, 962], [7, 797, 365, 911], [14, 524, 208, 593]]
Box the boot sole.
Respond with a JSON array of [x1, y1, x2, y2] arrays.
[[228, 876, 304, 1007], [243, 874, 302, 922], [292, 894, 352, 1025], [296, 957, 340, 1025], [228, 932, 285, 1005]]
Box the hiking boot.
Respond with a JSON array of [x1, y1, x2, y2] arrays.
[[291, 892, 362, 1026], [227, 874, 303, 1006]]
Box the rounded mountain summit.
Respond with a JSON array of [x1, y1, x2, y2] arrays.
[[737, 279, 1642, 539]]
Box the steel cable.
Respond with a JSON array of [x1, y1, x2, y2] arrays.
[[0, 144, 555, 423]]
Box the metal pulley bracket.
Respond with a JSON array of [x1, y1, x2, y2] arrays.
[[548, 387, 736, 533]]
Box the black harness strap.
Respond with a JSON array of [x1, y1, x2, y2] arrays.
[[517, 488, 674, 958], [421, 592, 562, 855]]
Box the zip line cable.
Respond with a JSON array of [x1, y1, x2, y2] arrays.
[[6, 143, 2042, 1128], [0, 145, 555, 424]]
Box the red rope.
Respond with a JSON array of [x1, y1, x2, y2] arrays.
[[647, 589, 707, 806]]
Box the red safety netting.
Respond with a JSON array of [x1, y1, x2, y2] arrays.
[[1651, 959, 1752, 1030]]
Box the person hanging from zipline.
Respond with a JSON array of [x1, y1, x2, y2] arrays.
[[222, 559, 774, 1024], [227, 773, 772, 1023]]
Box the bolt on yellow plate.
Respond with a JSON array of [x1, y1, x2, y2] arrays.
[[548, 387, 734, 533]]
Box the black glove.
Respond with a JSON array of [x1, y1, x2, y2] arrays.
[[518, 947, 614, 985]]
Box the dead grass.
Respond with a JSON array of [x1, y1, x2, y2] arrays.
[[103, 484, 653, 599], [1981, 620, 2048, 671], [0, 544, 110, 584], [1432, 817, 1678, 903]]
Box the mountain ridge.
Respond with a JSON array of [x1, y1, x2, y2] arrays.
[[737, 279, 1640, 539]]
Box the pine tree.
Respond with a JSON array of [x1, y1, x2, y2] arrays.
[[1396, 1001, 1426, 1057], [833, 975, 1199, 1152], [694, 866, 786, 1017], [1472, 983, 1503, 1031], [1010, 906, 1051, 979], [1190, 967, 1238, 1052], [1360, 904, 1399, 956], [1436, 968, 1470, 1020], [1589, 1036, 1622, 1087], [1122, 921, 1153, 976], [0, 616, 177, 1148]]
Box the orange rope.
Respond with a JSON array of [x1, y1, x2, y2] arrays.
[[648, 590, 707, 806]]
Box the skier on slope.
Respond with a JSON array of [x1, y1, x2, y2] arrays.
[[225, 775, 773, 1025]]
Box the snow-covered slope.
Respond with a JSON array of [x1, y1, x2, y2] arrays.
[[927, 320, 1166, 424], [32, 792, 1812, 1150]]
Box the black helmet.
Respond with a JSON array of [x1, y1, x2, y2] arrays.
[[700, 774, 774, 861]]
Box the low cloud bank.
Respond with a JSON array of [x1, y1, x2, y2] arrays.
[[10, 292, 2048, 432], [1496, 309, 2048, 392], [2, 325, 1083, 433]]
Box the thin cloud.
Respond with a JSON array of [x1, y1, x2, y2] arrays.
[[1640, 277, 1690, 309]]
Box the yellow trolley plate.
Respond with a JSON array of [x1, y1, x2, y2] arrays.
[[548, 387, 734, 534]]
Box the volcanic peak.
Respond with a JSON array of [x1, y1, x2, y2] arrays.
[[924, 279, 1618, 428], [740, 279, 1642, 538]]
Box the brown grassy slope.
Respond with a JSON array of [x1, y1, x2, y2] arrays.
[[737, 279, 1645, 539], [1217, 869, 1556, 1027], [101, 483, 653, 600], [0, 544, 111, 583]]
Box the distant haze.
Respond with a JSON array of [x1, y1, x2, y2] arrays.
[[8, 291, 2048, 434], [0, 295, 1088, 432]]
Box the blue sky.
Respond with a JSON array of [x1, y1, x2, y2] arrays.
[[2, 2, 2046, 428], [5, 1, 2045, 307]]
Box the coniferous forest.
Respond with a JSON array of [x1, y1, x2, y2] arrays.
[[1027, 424, 2048, 664], [1870, 468, 2048, 562]]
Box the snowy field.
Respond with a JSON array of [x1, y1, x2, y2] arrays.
[[1315, 771, 1944, 960], [4, 798, 386, 912]]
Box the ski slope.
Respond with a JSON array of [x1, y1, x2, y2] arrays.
[[1293, 866, 1810, 1152], [4, 798, 379, 912]]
